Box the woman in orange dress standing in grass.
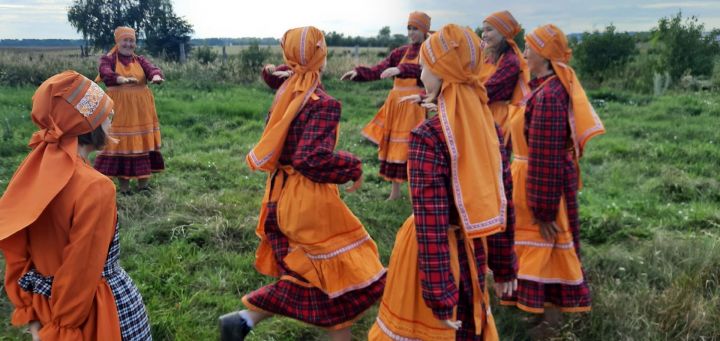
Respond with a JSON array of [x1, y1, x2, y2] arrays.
[[219, 27, 385, 341], [0, 71, 151, 340], [499, 24, 605, 337], [340, 11, 431, 200], [368, 24, 518, 341], [94, 26, 165, 195]]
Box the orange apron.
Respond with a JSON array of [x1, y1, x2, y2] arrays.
[[485, 54, 530, 147], [251, 165, 386, 299], [99, 57, 161, 157], [368, 217, 499, 340], [362, 49, 427, 166], [500, 77, 585, 313]]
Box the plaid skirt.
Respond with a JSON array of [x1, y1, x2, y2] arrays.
[[18, 224, 152, 340], [243, 203, 385, 328], [94, 151, 165, 179]]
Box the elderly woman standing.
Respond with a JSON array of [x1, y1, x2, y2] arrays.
[[481, 11, 530, 147], [340, 12, 431, 200], [94, 26, 165, 194], [500, 24, 605, 337], [0, 71, 151, 340], [219, 27, 386, 341]]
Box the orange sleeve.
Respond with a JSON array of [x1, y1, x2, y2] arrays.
[[0, 230, 38, 326], [39, 179, 116, 340]]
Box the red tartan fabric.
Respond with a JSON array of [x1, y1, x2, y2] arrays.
[[524, 75, 574, 223], [261, 64, 291, 90], [243, 203, 385, 326], [500, 74, 590, 311], [93, 151, 164, 178], [354, 43, 422, 82], [486, 49, 521, 104], [408, 115, 516, 320], [99, 54, 163, 86], [379, 161, 407, 182]]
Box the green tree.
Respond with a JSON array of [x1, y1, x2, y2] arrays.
[[574, 24, 637, 83], [652, 11, 720, 80], [67, 0, 193, 60]]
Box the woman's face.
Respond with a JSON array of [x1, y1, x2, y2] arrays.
[[524, 45, 549, 77], [408, 25, 425, 44], [420, 56, 442, 99], [481, 22, 504, 50], [118, 37, 136, 56]]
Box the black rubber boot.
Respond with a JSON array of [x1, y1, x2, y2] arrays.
[[219, 311, 251, 341]]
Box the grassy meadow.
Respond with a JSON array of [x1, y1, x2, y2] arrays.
[[0, 52, 719, 340]]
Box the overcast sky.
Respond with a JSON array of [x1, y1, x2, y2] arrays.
[[2, 0, 720, 39]]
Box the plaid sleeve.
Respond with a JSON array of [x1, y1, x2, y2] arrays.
[[292, 98, 362, 184], [136, 55, 163, 79], [353, 46, 406, 82], [98, 54, 119, 86], [487, 125, 517, 282], [262, 64, 290, 90], [486, 52, 520, 104], [408, 120, 458, 320], [527, 81, 570, 222], [397, 63, 421, 79]]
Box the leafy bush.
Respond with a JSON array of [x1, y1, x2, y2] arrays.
[[574, 24, 637, 83], [652, 11, 720, 81], [193, 45, 218, 65]]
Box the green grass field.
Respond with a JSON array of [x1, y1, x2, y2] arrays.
[[1, 77, 719, 340]]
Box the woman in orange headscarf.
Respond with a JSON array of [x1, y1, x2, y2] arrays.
[[94, 26, 165, 195], [499, 24, 605, 336], [368, 24, 517, 341], [481, 11, 530, 148], [340, 11, 431, 200], [219, 27, 385, 341], [0, 71, 151, 340]]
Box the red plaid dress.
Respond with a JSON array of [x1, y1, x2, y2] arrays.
[[409, 115, 516, 339], [354, 43, 424, 182], [486, 48, 521, 105], [242, 87, 385, 328], [500, 75, 591, 312]]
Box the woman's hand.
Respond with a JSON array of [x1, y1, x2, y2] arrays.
[[535, 219, 560, 243], [399, 94, 423, 104], [493, 279, 518, 297], [441, 319, 462, 330], [272, 70, 293, 79], [345, 175, 363, 193], [380, 67, 401, 79], [151, 75, 164, 84], [264, 64, 276, 74], [340, 70, 358, 81]]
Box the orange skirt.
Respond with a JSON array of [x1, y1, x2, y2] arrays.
[[250, 167, 386, 323], [362, 87, 426, 165], [500, 158, 590, 313], [368, 217, 499, 341]]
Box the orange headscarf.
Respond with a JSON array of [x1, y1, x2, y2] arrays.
[[0, 71, 114, 240], [246, 27, 327, 172], [408, 11, 431, 34], [421, 24, 506, 239], [485, 11, 530, 101], [525, 24, 605, 158]]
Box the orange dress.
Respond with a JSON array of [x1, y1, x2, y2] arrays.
[[499, 76, 591, 313], [357, 44, 427, 182], [94, 54, 164, 179], [0, 158, 151, 340]]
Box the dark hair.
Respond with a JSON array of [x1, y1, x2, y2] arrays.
[[77, 124, 107, 150]]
